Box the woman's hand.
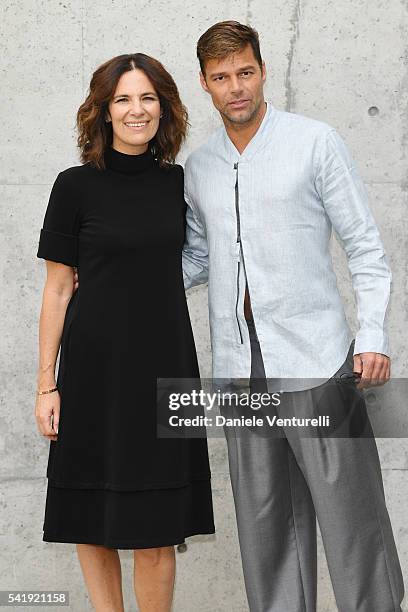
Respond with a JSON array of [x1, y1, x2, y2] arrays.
[[35, 390, 60, 442], [73, 268, 79, 291]]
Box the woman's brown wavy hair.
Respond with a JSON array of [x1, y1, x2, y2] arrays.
[[77, 53, 188, 170]]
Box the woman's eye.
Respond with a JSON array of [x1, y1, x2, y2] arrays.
[[115, 98, 127, 103]]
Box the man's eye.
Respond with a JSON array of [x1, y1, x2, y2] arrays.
[[215, 76, 224, 81], [241, 71, 252, 77]]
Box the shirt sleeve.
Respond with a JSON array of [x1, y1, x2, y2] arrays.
[[37, 169, 81, 267], [314, 128, 392, 357], [181, 161, 209, 290]]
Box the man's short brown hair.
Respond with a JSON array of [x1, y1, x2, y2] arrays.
[[197, 21, 263, 75]]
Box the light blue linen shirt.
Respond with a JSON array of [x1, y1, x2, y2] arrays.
[[182, 101, 391, 390]]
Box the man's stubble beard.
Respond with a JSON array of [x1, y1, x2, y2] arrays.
[[220, 96, 263, 127]]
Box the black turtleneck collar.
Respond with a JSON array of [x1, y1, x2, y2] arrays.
[[104, 146, 156, 175]]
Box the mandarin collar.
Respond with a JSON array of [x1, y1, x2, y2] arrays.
[[221, 101, 278, 162], [104, 146, 156, 175]]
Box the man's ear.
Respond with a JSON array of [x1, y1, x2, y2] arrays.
[[199, 71, 210, 93], [261, 61, 267, 83]]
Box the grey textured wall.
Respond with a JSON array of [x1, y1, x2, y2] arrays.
[[1, 1, 407, 610]]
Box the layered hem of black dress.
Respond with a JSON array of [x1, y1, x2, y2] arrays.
[[45, 472, 212, 491], [42, 529, 215, 550], [42, 478, 215, 550]]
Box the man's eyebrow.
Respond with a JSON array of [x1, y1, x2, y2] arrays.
[[209, 64, 258, 78], [112, 91, 157, 99]]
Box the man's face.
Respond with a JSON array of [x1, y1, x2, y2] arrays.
[[200, 44, 266, 126]]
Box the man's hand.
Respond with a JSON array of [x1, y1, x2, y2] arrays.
[[73, 268, 79, 292], [353, 352, 390, 389]]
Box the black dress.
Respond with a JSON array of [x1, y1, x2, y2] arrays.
[[37, 146, 215, 549]]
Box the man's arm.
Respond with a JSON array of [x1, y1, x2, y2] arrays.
[[314, 128, 392, 385], [182, 190, 209, 290]]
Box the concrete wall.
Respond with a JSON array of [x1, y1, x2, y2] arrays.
[[1, 1, 407, 610]]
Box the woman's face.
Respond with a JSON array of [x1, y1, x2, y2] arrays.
[[106, 68, 161, 155]]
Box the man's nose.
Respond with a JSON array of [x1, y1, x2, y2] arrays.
[[229, 76, 243, 95]]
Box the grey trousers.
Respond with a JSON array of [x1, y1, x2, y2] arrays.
[[221, 317, 404, 612]]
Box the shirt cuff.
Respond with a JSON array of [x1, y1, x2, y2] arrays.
[[353, 329, 390, 357]]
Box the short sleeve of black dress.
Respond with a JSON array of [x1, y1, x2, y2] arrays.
[[37, 170, 80, 267]]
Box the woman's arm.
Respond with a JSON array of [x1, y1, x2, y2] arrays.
[[35, 261, 75, 442]]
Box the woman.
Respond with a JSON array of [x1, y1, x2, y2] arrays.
[[35, 53, 215, 612]]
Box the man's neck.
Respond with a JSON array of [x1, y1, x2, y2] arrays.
[[224, 101, 267, 155]]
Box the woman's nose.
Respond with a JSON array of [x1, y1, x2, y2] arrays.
[[129, 99, 144, 115]]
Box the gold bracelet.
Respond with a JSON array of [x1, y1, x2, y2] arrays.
[[37, 386, 58, 395]]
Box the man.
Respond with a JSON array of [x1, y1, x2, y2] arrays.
[[182, 20, 404, 612]]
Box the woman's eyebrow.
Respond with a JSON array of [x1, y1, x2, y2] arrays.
[[112, 91, 157, 99]]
